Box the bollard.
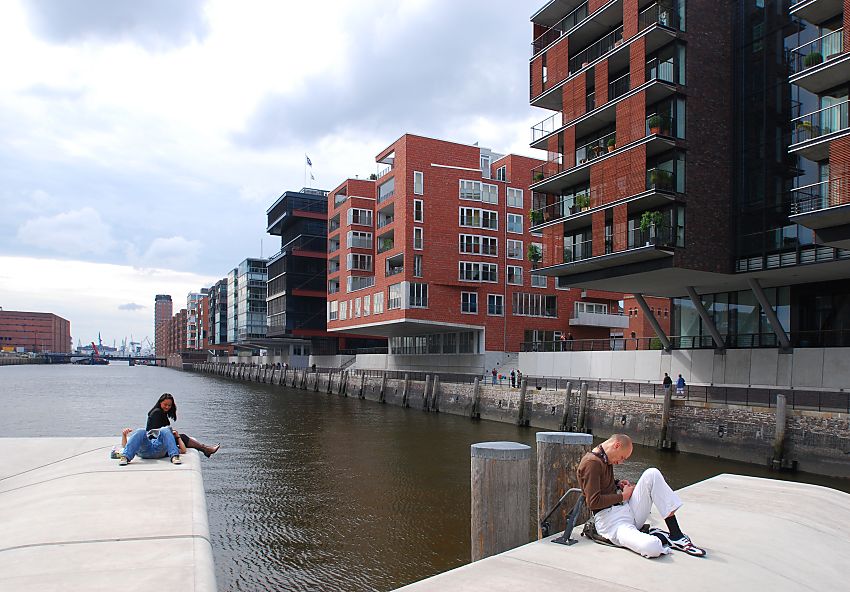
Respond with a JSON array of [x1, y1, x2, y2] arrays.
[[559, 381, 574, 431], [341, 371, 349, 397], [471, 377, 481, 419], [379, 372, 387, 403], [423, 375, 431, 410], [326, 371, 334, 394], [517, 378, 529, 426], [401, 373, 410, 407], [314, 369, 320, 392], [536, 432, 593, 539], [659, 385, 673, 449], [471, 442, 531, 562], [431, 375, 441, 412], [772, 394, 787, 468], [577, 382, 588, 433], [359, 373, 366, 399]]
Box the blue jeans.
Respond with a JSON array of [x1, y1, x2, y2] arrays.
[[123, 428, 179, 461]]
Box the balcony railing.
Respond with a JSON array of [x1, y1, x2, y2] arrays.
[[531, 1, 589, 56], [268, 235, 327, 264], [790, 28, 844, 74], [627, 223, 677, 249], [328, 219, 340, 232], [377, 215, 395, 229], [386, 265, 404, 277], [377, 239, 395, 254], [568, 26, 623, 74], [576, 130, 617, 165], [563, 239, 593, 263], [377, 189, 395, 204], [529, 191, 593, 226], [646, 57, 675, 84], [645, 167, 675, 191], [334, 193, 347, 207], [328, 241, 340, 254], [638, 2, 677, 32], [586, 91, 596, 112], [791, 100, 850, 144], [790, 176, 850, 215], [646, 112, 674, 136], [266, 195, 328, 229], [531, 111, 564, 142], [608, 71, 630, 102]]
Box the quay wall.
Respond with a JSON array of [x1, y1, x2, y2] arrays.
[[189, 363, 850, 479]]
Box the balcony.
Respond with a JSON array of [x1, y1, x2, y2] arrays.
[[266, 195, 328, 234], [531, 0, 591, 27], [789, 99, 850, 162], [531, 114, 677, 194], [268, 235, 328, 264], [790, 0, 844, 26], [789, 29, 850, 95], [377, 201, 395, 229], [538, 224, 677, 279], [531, 1, 589, 56], [328, 240, 340, 254], [377, 233, 396, 254], [385, 253, 404, 277], [568, 26, 623, 75], [789, 176, 850, 249], [530, 57, 677, 150], [570, 310, 630, 328]]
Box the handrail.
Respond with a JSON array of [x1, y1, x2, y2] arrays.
[[791, 99, 850, 144], [531, 1, 589, 56], [608, 71, 630, 101], [790, 28, 844, 74], [568, 26, 623, 74], [790, 176, 850, 215]]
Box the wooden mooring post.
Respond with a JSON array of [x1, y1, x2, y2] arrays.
[[536, 432, 593, 539]]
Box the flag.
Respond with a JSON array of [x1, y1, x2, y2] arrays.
[[305, 154, 313, 167]]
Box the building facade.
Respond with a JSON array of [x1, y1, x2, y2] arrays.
[[527, 0, 850, 350], [0, 310, 71, 353], [325, 133, 627, 355], [226, 258, 268, 344], [185, 290, 208, 350], [154, 294, 173, 357]]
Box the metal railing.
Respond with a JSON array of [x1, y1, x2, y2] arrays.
[[638, 2, 677, 32], [792, 100, 850, 144], [646, 112, 674, 136], [646, 57, 675, 83], [646, 167, 675, 191], [568, 26, 623, 73], [377, 189, 394, 204], [377, 239, 395, 254], [575, 129, 617, 165], [531, 1, 589, 55], [377, 215, 395, 229], [790, 28, 844, 74], [531, 111, 564, 142], [267, 195, 328, 228], [386, 265, 404, 277], [352, 369, 481, 384], [608, 71, 630, 101], [790, 176, 850, 214], [563, 239, 593, 263]]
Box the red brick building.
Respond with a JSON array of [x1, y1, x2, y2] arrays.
[[0, 310, 71, 353], [154, 294, 173, 357], [325, 134, 628, 354]]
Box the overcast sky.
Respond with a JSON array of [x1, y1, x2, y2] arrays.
[[0, 0, 541, 347]]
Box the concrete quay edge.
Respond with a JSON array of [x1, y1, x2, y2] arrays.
[[393, 473, 850, 592], [0, 437, 216, 592]]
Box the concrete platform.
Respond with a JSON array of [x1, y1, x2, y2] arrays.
[[396, 474, 850, 591], [0, 437, 216, 592]]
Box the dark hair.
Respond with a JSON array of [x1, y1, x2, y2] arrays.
[[150, 393, 177, 421]]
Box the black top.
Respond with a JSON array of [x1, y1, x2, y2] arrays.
[[663, 375, 673, 386], [146, 407, 171, 431]]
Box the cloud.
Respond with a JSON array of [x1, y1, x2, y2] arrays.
[[21, 0, 210, 50], [118, 303, 145, 311], [233, 1, 531, 149], [130, 236, 204, 270], [16, 207, 117, 256]]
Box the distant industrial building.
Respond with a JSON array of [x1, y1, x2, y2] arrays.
[[0, 310, 71, 353]]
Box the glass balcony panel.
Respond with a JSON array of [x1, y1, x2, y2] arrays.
[[575, 129, 617, 165], [792, 100, 850, 143], [531, 1, 589, 56], [790, 28, 844, 74]]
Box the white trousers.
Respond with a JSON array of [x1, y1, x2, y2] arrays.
[[593, 468, 682, 558]]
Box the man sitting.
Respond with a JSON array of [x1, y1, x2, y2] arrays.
[[118, 425, 186, 465], [577, 434, 706, 558]]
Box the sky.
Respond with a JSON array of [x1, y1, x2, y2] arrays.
[[0, 0, 542, 347]]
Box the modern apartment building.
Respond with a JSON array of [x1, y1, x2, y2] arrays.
[[185, 290, 208, 350], [226, 258, 268, 344], [0, 310, 71, 353], [325, 133, 627, 356], [154, 294, 172, 357], [207, 278, 229, 346], [526, 0, 850, 350]]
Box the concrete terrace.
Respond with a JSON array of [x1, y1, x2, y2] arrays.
[[0, 437, 216, 592], [395, 474, 850, 591]]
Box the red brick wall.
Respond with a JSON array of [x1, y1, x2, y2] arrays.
[[623, 295, 672, 339], [547, 38, 571, 89], [623, 0, 639, 40], [0, 311, 71, 353], [588, 0, 608, 13], [531, 54, 544, 99], [594, 62, 609, 105]]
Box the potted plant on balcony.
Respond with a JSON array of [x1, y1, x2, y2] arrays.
[[639, 210, 664, 244], [528, 209, 544, 226], [527, 244, 543, 268], [607, 138, 616, 152], [648, 114, 662, 135], [796, 120, 814, 141], [574, 192, 591, 212], [381, 238, 393, 252], [649, 169, 673, 191], [533, 171, 545, 182], [803, 51, 823, 68]]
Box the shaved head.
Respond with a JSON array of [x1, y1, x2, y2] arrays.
[[601, 434, 633, 464]]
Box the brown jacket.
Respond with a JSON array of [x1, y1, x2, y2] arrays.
[[577, 450, 623, 511]]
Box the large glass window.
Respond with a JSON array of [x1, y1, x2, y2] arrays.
[[409, 283, 428, 308], [507, 213, 523, 234], [388, 284, 402, 310]]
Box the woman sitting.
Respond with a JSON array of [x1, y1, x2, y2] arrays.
[[146, 393, 221, 458]]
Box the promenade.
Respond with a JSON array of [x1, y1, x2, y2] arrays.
[[0, 437, 216, 592], [396, 474, 850, 591]]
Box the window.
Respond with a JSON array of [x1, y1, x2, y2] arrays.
[[459, 207, 480, 227], [575, 301, 609, 314], [347, 253, 373, 271], [414, 199, 424, 222], [363, 295, 371, 316], [512, 293, 557, 317], [414, 227, 423, 250], [354, 297, 362, 318], [507, 265, 523, 285], [339, 300, 348, 320], [388, 283, 402, 310], [488, 294, 504, 316], [374, 292, 384, 314], [459, 331, 477, 353], [328, 280, 340, 294], [496, 165, 507, 182], [482, 210, 498, 230], [347, 231, 373, 249], [414, 255, 423, 277], [459, 234, 497, 256], [507, 239, 523, 260], [482, 183, 498, 204], [414, 171, 424, 195], [507, 187, 523, 208], [347, 275, 375, 292], [460, 180, 482, 200], [459, 261, 497, 282], [480, 154, 491, 177], [461, 292, 478, 314], [409, 283, 428, 307], [348, 208, 373, 227], [481, 236, 497, 256], [531, 274, 547, 288], [507, 213, 523, 234], [328, 300, 338, 321]]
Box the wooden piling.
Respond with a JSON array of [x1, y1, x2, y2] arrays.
[[536, 432, 593, 539], [558, 381, 573, 431], [431, 375, 441, 412], [517, 378, 529, 426], [423, 375, 431, 410], [402, 373, 410, 407], [471, 377, 481, 419], [773, 394, 787, 468], [379, 372, 387, 403], [471, 442, 531, 562], [577, 382, 588, 432], [659, 385, 673, 449], [359, 373, 365, 399]]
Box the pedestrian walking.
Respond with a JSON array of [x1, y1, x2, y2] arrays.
[[491, 368, 497, 385], [676, 374, 686, 397], [510, 369, 516, 388]]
